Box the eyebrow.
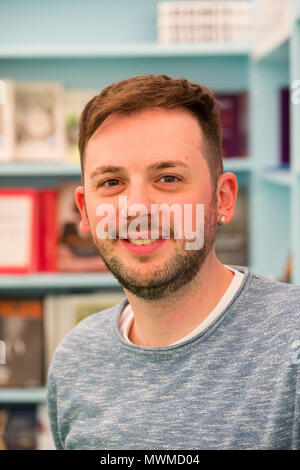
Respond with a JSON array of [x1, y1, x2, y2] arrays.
[[90, 160, 190, 180]]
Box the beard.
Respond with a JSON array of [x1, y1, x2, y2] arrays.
[[89, 195, 218, 302]]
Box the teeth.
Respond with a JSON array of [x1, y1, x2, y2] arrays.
[[128, 239, 157, 245]]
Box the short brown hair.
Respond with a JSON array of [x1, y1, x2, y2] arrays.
[[79, 73, 223, 189]]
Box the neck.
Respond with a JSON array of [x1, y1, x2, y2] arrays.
[[124, 252, 234, 348]]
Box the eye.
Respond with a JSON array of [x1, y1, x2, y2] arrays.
[[98, 178, 121, 188], [159, 175, 181, 183]]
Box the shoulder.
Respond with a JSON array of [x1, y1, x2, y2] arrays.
[[249, 269, 300, 303], [48, 297, 128, 370], [237, 266, 300, 334]]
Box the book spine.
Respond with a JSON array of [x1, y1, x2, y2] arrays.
[[31, 190, 40, 272], [280, 88, 290, 165], [38, 189, 58, 272], [216, 93, 241, 158]]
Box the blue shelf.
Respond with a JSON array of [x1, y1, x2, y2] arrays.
[[259, 170, 292, 188], [0, 42, 251, 59], [0, 161, 81, 177], [0, 273, 121, 291], [253, 36, 290, 62], [0, 158, 252, 177], [222, 158, 252, 173], [0, 387, 46, 404]]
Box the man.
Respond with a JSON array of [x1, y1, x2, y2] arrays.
[[47, 74, 300, 450]]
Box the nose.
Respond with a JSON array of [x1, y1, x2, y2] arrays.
[[118, 179, 161, 237], [122, 179, 154, 218]]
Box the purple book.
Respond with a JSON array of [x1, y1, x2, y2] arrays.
[[215, 93, 248, 158], [280, 88, 290, 165]]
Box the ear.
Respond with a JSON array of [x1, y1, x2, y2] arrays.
[[216, 172, 238, 225], [74, 185, 91, 234]]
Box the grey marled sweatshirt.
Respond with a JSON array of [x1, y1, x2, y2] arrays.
[[47, 265, 300, 450]]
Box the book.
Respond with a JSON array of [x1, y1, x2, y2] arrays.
[[157, 1, 254, 44], [0, 78, 15, 161], [214, 188, 248, 266], [56, 180, 109, 272], [65, 88, 99, 163], [43, 291, 126, 377], [38, 188, 58, 272], [0, 298, 43, 388], [0, 405, 37, 450], [280, 88, 290, 166], [0, 188, 40, 273], [0, 183, 111, 274], [215, 92, 248, 158], [14, 81, 65, 161]]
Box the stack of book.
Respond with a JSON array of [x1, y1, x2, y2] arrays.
[[0, 291, 126, 390], [157, 1, 254, 44], [0, 79, 99, 163], [0, 78, 250, 163]]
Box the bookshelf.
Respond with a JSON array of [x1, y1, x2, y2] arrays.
[[0, 388, 46, 404], [259, 170, 292, 188], [249, 0, 300, 283], [0, 0, 299, 406], [0, 42, 251, 58], [0, 157, 252, 178], [0, 272, 121, 292]]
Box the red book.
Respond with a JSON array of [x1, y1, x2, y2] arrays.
[[38, 189, 58, 272], [0, 188, 40, 273]]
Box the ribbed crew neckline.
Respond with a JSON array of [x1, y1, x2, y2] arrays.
[[112, 265, 252, 356]]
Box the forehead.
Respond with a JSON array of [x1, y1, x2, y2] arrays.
[[85, 107, 207, 171]]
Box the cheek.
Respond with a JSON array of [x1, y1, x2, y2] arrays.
[[84, 196, 117, 238]]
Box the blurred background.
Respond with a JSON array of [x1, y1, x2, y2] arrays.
[[0, 0, 299, 450]]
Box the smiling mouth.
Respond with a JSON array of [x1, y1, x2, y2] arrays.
[[117, 232, 172, 244], [126, 238, 163, 245]]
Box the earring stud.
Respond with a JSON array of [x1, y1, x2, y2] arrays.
[[219, 215, 226, 225]]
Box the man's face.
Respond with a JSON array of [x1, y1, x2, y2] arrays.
[[77, 107, 218, 301]]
